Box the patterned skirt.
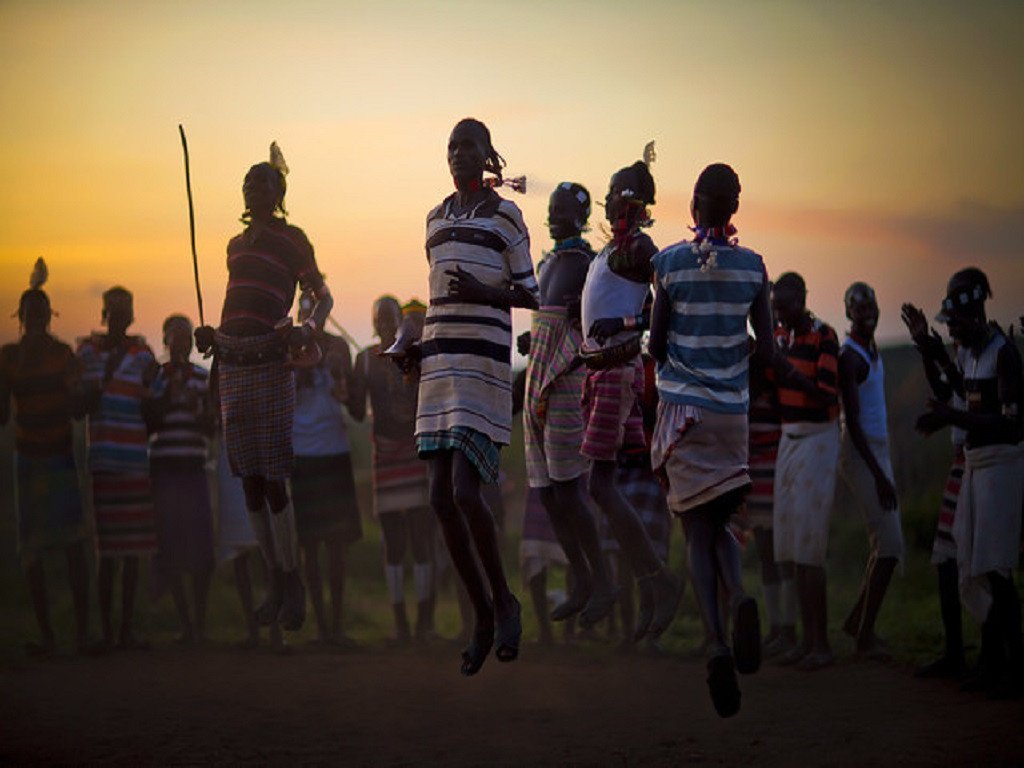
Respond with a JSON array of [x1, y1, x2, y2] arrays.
[[92, 471, 157, 557], [580, 357, 646, 463], [523, 307, 588, 487], [417, 427, 500, 485], [291, 453, 363, 544], [219, 355, 295, 481], [372, 434, 429, 516], [15, 452, 86, 564]]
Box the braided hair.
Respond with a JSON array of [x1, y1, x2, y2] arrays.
[[453, 118, 506, 184]]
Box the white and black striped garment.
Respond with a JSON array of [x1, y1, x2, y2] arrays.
[[416, 191, 540, 446], [148, 362, 211, 466]]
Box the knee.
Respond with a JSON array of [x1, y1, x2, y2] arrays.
[[587, 471, 611, 505], [429, 480, 456, 520], [241, 476, 266, 511], [265, 481, 288, 512]]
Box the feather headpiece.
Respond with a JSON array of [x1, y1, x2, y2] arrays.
[[30, 257, 48, 290], [269, 142, 289, 177]]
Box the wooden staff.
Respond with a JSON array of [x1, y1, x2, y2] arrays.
[[178, 124, 205, 327]]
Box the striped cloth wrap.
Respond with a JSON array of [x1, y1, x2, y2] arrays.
[[580, 356, 646, 463], [524, 306, 588, 487], [372, 433, 429, 516], [92, 470, 156, 557]]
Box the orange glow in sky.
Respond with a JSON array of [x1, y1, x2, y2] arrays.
[[1, 1, 1021, 356]]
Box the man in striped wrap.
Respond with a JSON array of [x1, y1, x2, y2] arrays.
[[403, 118, 539, 676], [521, 182, 617, 627], [193, 146, 334, 632]]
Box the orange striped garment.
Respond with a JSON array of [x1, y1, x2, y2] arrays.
[[772, 317, 840, 424]]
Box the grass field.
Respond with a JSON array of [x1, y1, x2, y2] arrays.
[[0, 344, 1017, 665]]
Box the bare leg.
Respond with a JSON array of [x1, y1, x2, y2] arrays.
[[266, 479, 304, 631], [303, 540, 328, 641], [451, 452, 514, 611], [616, 554, 635, 650], [98, 556, 115, 647], [429, 452, 493, 674], [25, 559, 55, 653], [169, 575, 194, 643], [380, 511, 411, 643], [231, 552, 259, 646], [409, 506, 436, 641], [539, 484, 592, 618], [844, 553, 896, 656], [794, 564, 832, 670], [326, 534, 348, 644], [192, 563, 212, 643], [119, 556, 141, 648], [66, 543, 89, 652], [589, 461, 677, 639], [528, 568, 554, 646]]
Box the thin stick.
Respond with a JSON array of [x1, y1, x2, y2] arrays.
[[178, 124, 205, 327], [326, 314, 364, 350]]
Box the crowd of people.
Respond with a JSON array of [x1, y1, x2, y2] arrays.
[[2, 118, 1021, 718]]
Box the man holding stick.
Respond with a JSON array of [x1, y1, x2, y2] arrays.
[[194, 143, 333, 632]]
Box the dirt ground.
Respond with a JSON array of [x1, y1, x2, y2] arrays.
[[1, 642, 1021, 767]]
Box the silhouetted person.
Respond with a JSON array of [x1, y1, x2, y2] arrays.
[[194, 143, 333, 633], [521, 182, 616, 626], [398, 118, 539, 675], [835, 283, 902, 659], [650, 162, 772, 716], [1, 278, 90, 654], [580, 157, 680, 642], [144, 315, 216, 645], [291, 289, 363, 646], [914, 268, 1023, 698], [769, 272, 841, 671], [77, 286, 158, 649], [349, 296, 437, 644]]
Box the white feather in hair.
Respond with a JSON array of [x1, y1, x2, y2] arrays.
[[269, 142, 289, 176]]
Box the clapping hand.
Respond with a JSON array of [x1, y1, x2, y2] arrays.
[[446, 266, 494, 305], [589, 318, 624, 346]]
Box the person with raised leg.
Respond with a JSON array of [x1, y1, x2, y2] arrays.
[[194, 142, 333, 634], [579, 149, 681, 643], [649, 163, 772, 717], [396, 118, 539, 675], [521, 182, 617, 628]]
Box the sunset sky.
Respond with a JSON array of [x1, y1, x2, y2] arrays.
[[1, 1, 1021, 358]]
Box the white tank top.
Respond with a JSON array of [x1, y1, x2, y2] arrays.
[[580, 244, 651, 354], [843, 336, 888, 441]]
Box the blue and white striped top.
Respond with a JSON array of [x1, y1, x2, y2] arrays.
[[651, 240, 767, 414]]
